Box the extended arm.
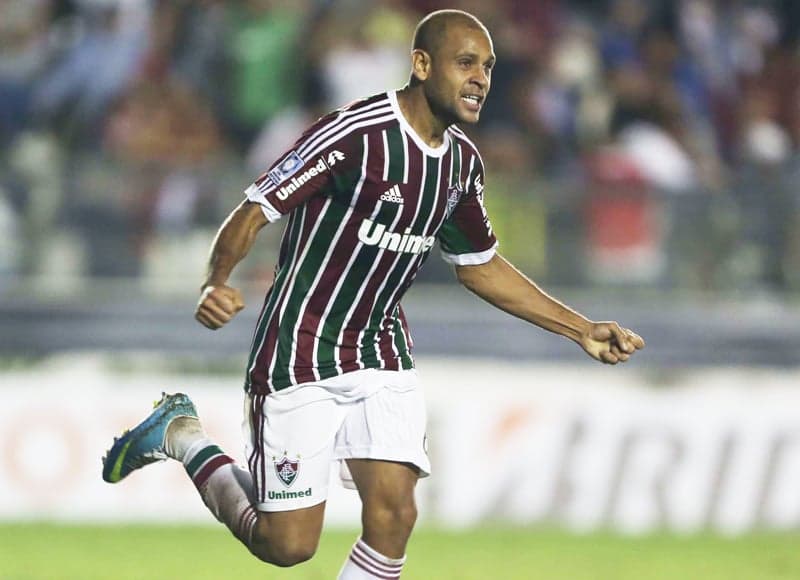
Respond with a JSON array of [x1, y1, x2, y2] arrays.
[[195, 201, 269, 330], [455, 253, 644, 363]]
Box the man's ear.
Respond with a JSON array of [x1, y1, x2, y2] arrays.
[[411, 49, 432, 83]]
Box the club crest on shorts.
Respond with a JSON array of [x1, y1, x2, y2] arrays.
[[446, 183, 463, 218], [274, 454, 299, 488]]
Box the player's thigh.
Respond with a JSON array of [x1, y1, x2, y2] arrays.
[[346, 458, 420, 505]]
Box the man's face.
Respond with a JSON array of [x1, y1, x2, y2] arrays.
[[422, 24, 495, 125]]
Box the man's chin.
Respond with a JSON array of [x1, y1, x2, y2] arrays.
[[458, 112, 480, 124]]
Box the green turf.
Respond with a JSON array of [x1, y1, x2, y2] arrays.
[[1, 524, 799, 580]]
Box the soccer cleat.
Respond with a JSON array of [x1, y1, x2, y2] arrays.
[[102, 392, 197, 483]]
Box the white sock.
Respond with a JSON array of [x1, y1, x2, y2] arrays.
[[164, 416, 206, 462], [338, 538, 406, 579], [184, 442, 258, 546]]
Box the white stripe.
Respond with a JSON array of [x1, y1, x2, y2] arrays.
[[353, 542, 405, 572], [384, 155, 444, 361], [447, 133, 454, 187], [349, 553, 401, 578], [299, 98, 392, 165], [253, 103, 393, 198], [297, 104, 392, 160], [465, 153, 476, 193], [246, 209, 304, 391], [457, 143, 464, 187], [336, 197, 406, 372], [441, 242, 498, 265], [401, 127, 409, 184], [286, 206, 355, 383], [382, 129, 390, 181], [309, 133, 372, 371], [260, 201, 334, 388], [357, 152, 428, 368], [349, 553, 401, 576]]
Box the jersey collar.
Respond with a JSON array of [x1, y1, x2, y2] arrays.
[[388, 90, 450, 158]]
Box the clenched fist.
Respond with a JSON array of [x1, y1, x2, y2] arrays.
[[580, 321, 645, 364], [195, 285, 245, 330]]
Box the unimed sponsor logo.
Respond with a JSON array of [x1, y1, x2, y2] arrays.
[[268, 488, 313, 500], [274, 151, 345, 201], [276, 158, 328, 200], [357, 218, 436, 255]]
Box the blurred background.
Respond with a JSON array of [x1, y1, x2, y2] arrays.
[[3, 0, 800, 577]]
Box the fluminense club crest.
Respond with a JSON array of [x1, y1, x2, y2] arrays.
[[274, 454, 299, 488], [446, 183, 464, 218]]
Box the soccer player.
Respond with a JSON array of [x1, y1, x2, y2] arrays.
[[102, 9, 644, 578]]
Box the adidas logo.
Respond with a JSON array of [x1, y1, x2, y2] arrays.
[[379, 184, 404, 204]]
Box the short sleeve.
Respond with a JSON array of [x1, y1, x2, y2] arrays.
[[244, 112, 360, 222], [438, 154, 498, 265]]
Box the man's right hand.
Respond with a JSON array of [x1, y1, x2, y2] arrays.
[[195, 285, 245, 330]]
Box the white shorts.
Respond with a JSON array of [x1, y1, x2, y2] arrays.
[[243, 368, 430, 512]]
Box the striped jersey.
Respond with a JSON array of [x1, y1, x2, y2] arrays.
[[243, 91, 497, 394]]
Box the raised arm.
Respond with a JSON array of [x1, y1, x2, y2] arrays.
[[455, 253, 644, 364], [195, 200, 269, 330]]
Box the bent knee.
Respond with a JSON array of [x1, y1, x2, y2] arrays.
[[250, 538, 318, 567], [366, 503, 417, 534]]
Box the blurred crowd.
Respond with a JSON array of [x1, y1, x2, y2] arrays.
[[1, 0, 799, 293]]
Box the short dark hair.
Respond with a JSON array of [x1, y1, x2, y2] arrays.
[[412, 9, 488, 59]]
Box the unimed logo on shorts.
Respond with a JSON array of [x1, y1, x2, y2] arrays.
[[268, 488, 313, 500]]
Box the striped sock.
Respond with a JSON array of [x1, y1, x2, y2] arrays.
[[183, 441, 258, 546], [184, 440, 235, 489], [338, 538, 405, 579]]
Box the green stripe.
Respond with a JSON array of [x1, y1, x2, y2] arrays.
[[450, 136, 461, 186], [186, 445, 224, 477], [392, 309, 413, 368], [271, 143, 366, 389], [244, 207, 304, 391], [386, 126, 405, 183], [271, 201, 350, 387], [438, 220, 475, 254], [315, 200, 403, 374], [362, 154, 440, 366]]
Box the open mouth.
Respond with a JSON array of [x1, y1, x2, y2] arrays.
[[460, 94, 483, 112]]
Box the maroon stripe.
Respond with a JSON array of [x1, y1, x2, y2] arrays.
[[378, 316, 399, 367], [257, 395, 266, 503], [251, 198, 325, 391], [343, 139, 425, 360], [291, 132, 376, 379], [293, 213, 366, 378], [258, 395, 267, 501], [398, 305, 413, 350], [353, 542, 404, 573], [237, 506, 257, 541], [237, 505, 253, 537], [369, 138, 431, 368], [244, 512, 258, 543], [429, 145, 454, 232], [349, 554, 400, 579], [247, 394, 265, 504], [193, 455, 234, 489], [247, 394, 261, 482], [297, 108, 394, 163]]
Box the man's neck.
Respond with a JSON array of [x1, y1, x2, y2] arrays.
[[395, 85, 449, 148]]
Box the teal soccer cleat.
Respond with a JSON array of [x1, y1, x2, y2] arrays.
[[102, 392, 197, 483]]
